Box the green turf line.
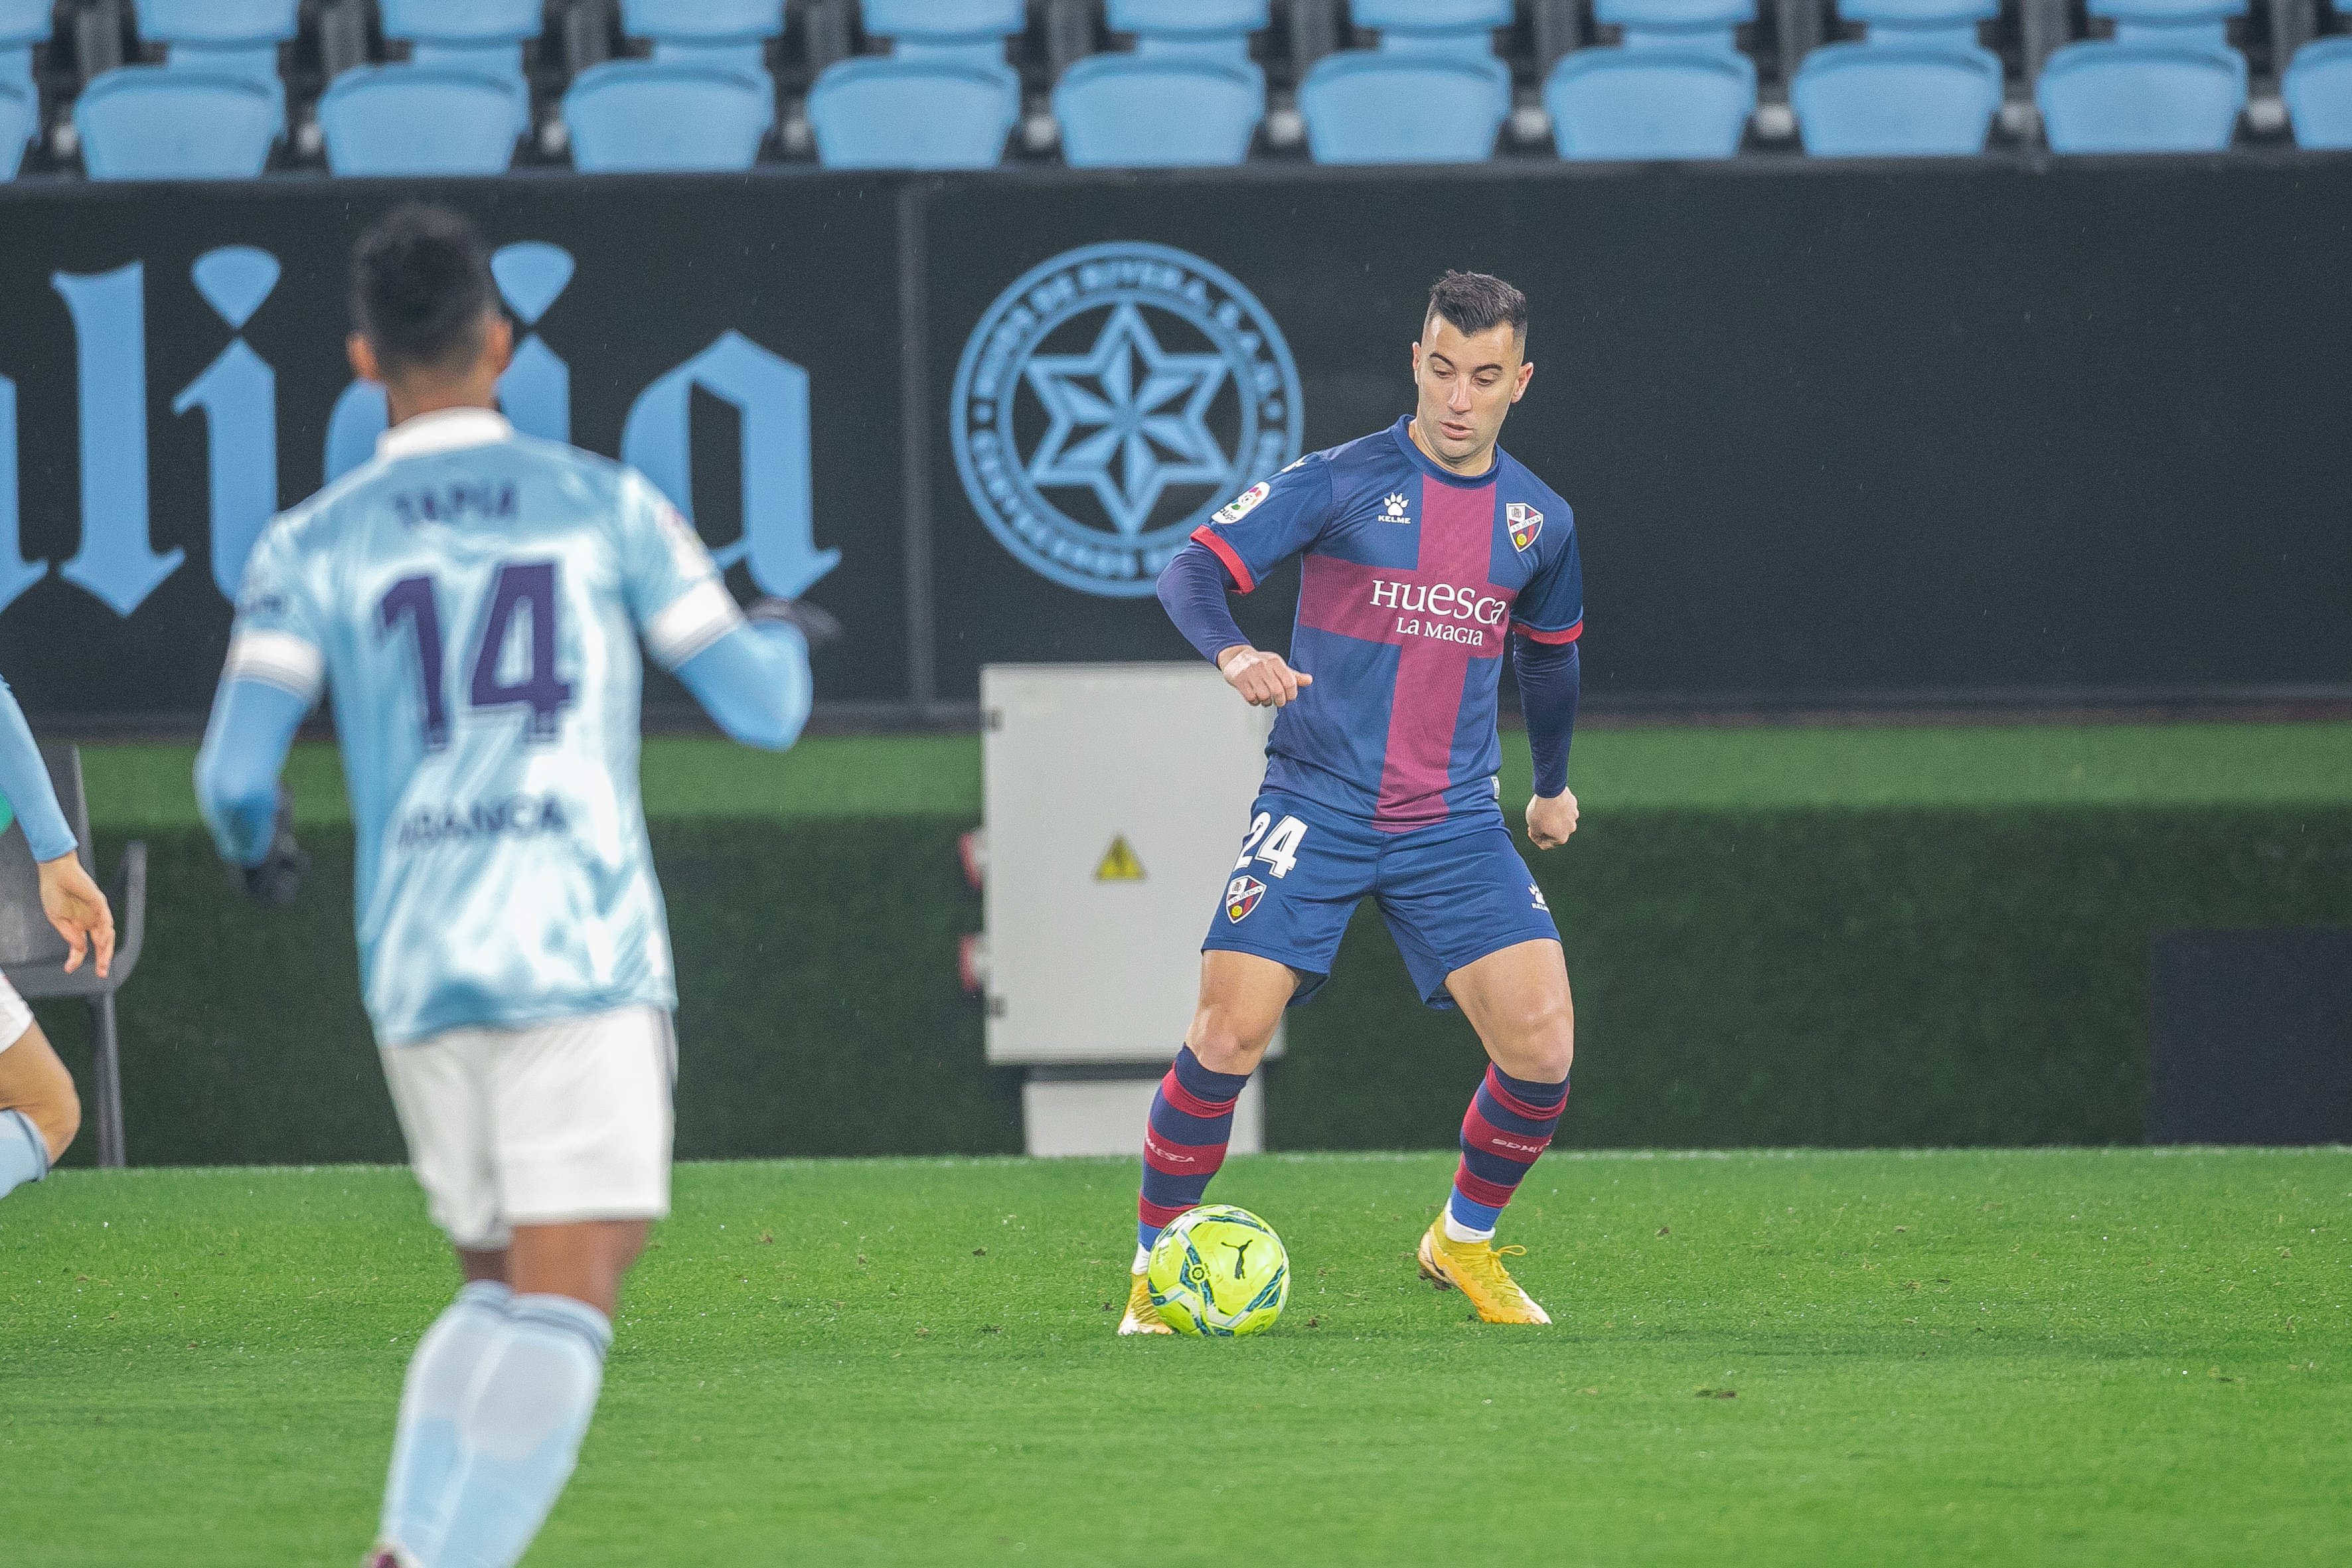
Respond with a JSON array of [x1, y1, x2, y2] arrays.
[[69, 720, 2352, 830], [2, 1150, 2343, 1565]]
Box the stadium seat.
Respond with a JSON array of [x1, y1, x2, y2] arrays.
[[1545, 0, 1757, 161], [0, 82, 27, 176], [1056, 0, 1267, 168], [1300, 0, 1513, 164], [2284, 30, 2352, 148], [1792, 0, 2002, 156], [380, 0, 542, 96], [0, 0, 44, 146], [622, 0, 785, 82], [75, 69, 277, 179], [133, 0, 297, 137], [808, 0, 1024, 169], [2037, 0, 2247, 152], [564, 60, 773, 171], [319, 66, 525, 176]]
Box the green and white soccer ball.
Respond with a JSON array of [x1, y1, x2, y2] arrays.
[[1146, 1204, 1290, 1337]]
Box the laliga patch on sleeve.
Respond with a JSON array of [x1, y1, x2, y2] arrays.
[[1213, 481, 1271, 527]]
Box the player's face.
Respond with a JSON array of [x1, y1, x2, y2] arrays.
[[1411, 315, 1533, 472]]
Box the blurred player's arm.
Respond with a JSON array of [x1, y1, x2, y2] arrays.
[[1514, 637, 1579, 850], [670, 611, 815, 752], [1158, 458, 1334, 710], [622, 472, 815, 751], [194, 644, 312, 904], [0, 672, 114, 973]]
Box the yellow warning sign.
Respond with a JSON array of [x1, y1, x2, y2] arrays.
[[1095, 834, 1146, 882]]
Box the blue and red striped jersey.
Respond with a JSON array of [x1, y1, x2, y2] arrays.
[[1192, 416, 1583, 830]]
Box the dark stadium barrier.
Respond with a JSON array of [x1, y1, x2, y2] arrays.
[[0, 157, 2349, 731], [33, 802, 2352, 1166], [2149, 930, 2352, 1145]]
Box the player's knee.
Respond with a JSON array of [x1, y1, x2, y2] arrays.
[[1187, 1009, 1275, 1076], [26, 1060, 80, 1164], [1506, 995, 1575, 1083]]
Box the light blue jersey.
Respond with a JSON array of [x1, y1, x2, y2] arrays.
[[222, 409, 747, 1044]]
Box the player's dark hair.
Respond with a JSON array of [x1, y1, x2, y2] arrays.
[[351, 204, 496, 376], [1425, 271, 1529, 347]]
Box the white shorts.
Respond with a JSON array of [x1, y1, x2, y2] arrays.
[[0, 973, 31, 1054], [380, 1005, 676, 1251]]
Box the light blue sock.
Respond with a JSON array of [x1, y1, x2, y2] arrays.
[[380, 1280, 512, 1561], [433, 1293, 613, 1568], [0, 1109, 48, 1199]]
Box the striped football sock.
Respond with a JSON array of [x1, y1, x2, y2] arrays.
[[1446, 1065, 1570, 1243], [1137, 1046, 1251, 1255]]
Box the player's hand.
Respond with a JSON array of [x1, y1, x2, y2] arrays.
[[1526, 789, 1579, 850], [1217, 645, 1313, 709], [37, 851, 114, 978], [241, 786, 307, 908], [746, 596, 842, 652]]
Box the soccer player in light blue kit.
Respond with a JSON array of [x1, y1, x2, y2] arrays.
[[194, 206, 817, 1568], [0, 674, 114, 1200]]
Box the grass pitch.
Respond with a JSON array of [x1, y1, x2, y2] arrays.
[[3, 1148, 2346, 1566]]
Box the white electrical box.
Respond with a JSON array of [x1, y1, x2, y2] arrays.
[[979, 663, 1277, 1155]]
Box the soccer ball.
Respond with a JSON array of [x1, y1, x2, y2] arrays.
[[1146, 1205, 1290, 1337]]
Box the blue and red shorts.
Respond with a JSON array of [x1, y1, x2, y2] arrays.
[[1202, 787, 1561, 1010]]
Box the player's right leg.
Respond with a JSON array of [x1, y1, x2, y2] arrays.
[[1123, 793, 1369, 1334], [0, 994, 82, 1199]]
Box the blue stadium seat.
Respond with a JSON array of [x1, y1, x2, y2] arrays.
[[133, 0, 297, 136], [1056, 0, 1267, 167], [1546, 0, 1757, 161], [75, 69, 277, 179], [319, 66, 524, 176], [0, 0, 44, 144], [1792, 0, 2001, 156], [2037, 0, 2247, 152], [2284, 16, 2352, 149], [380, 0, 542, 94], [564, 60, 773, 171], [809, 0, 1024, 169], [0, 82, 28, 175], [622, 0, 784, 81], [1300, 0, 1513, 164]]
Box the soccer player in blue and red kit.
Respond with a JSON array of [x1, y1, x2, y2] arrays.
[[1122, 272, 1582, 1330]]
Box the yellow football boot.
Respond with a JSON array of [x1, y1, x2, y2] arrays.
[[1117, 1269, 1174, 1336], [1418, 1218, 1552, 1324]]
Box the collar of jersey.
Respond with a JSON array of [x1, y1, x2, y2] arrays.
[[1387, 416, 1502, 490], [377, 406, 515, 463]]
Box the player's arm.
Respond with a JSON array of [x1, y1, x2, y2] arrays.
[[619, 473, 813, 751], [1512, 510, 1585, 850], [1158, 459, 1332, 710], [1515, 637, 1579, 850], [0, 672, 114, 975], [670, 613, 814, 753], [195, 520, 317, 905], [194, 653, 312, 905]]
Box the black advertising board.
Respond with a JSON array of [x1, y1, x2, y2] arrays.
[[0, 173, 910, 723], [1, 157, 2350, 730], [920, 157, 2352, 706]]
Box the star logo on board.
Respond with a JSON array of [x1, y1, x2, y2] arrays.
[[1381, 493, 1411, 523], [1024, 303, 1231, 538]]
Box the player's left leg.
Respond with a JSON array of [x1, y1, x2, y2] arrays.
[[0, 1006, 83, 1198], [1375, 821, 1571, 1324]]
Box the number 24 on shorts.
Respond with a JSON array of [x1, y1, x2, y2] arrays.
[[1235, 813, 1308, 880]]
